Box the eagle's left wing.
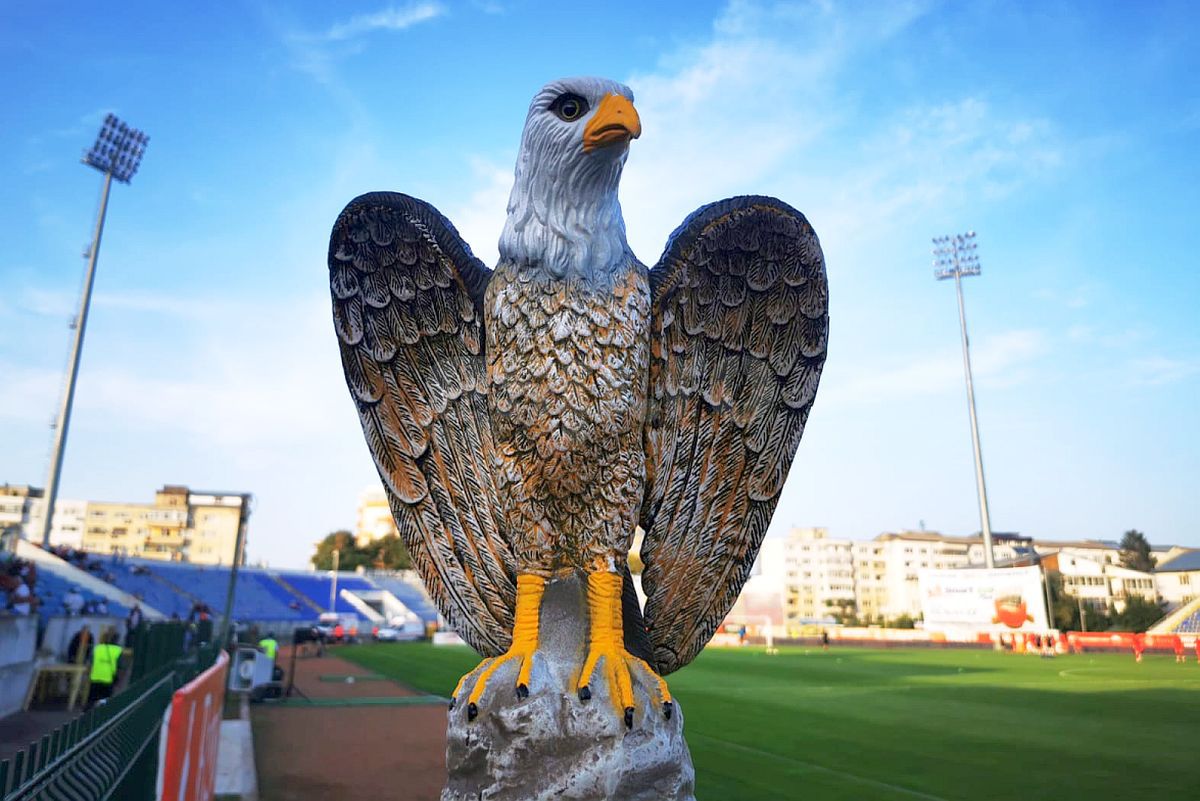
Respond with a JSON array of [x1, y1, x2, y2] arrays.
[[639, 196, 829, 675]]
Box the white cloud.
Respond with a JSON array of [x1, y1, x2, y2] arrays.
[[1128, 355, 1200, 386], [0, 362, 60, 424], [445, 158, 513, 268], [323, 3, 445, 41], [825, 330, 1047, 405]]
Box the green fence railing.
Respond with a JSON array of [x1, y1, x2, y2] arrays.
[[0, 624, 221, 801]]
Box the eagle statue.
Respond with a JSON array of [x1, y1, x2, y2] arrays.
[[329, 77, 828, 728]]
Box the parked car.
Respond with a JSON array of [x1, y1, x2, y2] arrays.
[[373, 622, 423, 642]]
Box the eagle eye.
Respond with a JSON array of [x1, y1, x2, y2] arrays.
[[550, 93, 589, 122]]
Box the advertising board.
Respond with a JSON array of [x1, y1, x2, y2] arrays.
[[919, 566, 1051, 633], [156, 651, 229, 801]]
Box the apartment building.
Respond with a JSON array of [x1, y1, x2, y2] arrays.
[[355, 485, 399, 545], [743, 527, 1185, 628], [75, 485, 249, 565], [2, 484, 88, 548]]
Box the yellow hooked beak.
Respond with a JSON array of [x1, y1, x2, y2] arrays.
[[582, 94, 641, 153]]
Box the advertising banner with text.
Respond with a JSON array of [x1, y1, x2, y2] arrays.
[[919, 566, 1051, 633], [156, 650, 229, 801]]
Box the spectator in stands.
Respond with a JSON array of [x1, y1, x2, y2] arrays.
[[68, 624, 93, 664], [95, 597, 108, 615], [5, 571, 38, 616], [88, 629, 124, 706], [64, 586, 85, 616]]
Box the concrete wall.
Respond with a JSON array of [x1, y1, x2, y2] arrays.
[[41, 615, 126, 661], [0, 615, 38, 718]]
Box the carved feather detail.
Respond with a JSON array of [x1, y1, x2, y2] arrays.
[[640, 196, 829, 676], [329, 192, 515, 657]]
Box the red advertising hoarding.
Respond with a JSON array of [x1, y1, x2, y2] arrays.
[[157, 650, 229, 801]]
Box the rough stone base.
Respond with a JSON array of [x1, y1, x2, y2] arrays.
[[442, 577, 695, 801]]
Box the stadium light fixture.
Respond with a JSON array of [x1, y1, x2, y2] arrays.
[[37, 114, 148, 547], [932, 231, 995, 569]]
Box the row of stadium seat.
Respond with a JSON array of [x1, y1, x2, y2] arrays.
[[82, 556, 438, 625]]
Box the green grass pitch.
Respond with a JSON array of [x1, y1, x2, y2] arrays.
[[340, 643, 1200, 800]]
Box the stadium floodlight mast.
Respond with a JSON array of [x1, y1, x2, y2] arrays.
[[932, 231, 996, 569], [37, 114, 149, 547]]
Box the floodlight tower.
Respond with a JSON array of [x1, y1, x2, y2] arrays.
[[37, 114, 148, 547], [932, 231, 995, 569]]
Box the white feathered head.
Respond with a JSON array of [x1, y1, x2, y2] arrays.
[[499, 77, 641, 280]]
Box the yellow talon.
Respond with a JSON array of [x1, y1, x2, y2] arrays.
[[461, 574, 545, 719], [577, 570, 672, 726]]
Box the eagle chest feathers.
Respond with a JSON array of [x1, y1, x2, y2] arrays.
[[485, 260, 650, 574]]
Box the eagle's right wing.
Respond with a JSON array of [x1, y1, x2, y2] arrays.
[[329, 192, 515, 656]]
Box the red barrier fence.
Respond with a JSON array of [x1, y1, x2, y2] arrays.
[[1065, 631, 1196, 652], [156, 650, 229, 801]]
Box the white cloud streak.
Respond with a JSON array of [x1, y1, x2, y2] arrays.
[[323, 3, 445, 41]]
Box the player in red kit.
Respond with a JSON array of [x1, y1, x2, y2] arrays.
[[1132, 632, 1146, 663], [1173, 634, 1185, 663]]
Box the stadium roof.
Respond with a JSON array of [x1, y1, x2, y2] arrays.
[[1156, 550, 1200, 573]]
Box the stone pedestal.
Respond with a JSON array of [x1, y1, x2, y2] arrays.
[[442, 577, 695, 801]]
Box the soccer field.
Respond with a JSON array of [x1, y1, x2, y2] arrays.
[[340, 643, 1200, 800]]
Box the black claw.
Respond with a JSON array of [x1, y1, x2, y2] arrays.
[[467, 702, 478, 721], [448, 698, 456, 711], [663, 701, 673, 720], [578, 685, 592, 702], [624, 707, 634, 729], [516, 683, 528, 700]]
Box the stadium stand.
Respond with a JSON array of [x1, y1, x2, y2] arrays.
[[366, 573, 439, 622], [277, 572, 378, 616], [7, 545, 441, 629], [2, 552, 130, 624]]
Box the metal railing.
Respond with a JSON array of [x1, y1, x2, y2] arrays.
[[0, 622, 220, 801]]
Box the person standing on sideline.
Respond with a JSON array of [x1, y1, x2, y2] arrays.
[[88, 629, 124, 706], [821, 629, 830, 652], [258, 632, 279, 661]]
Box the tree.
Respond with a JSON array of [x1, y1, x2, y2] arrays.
[[1044, 570, 1108, 631], [1119, 529, 1156, 573], [311, 530, 368, 571], [364, 534, 412, 570], [1109, 595, 1164, 632], [310, 530, 413, 571]]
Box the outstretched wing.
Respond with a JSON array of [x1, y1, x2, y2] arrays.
[[640, 196, 829, 675], [329, 192, 515, 657]]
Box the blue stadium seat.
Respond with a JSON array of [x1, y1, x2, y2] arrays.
[[367, 575, 439, 623]]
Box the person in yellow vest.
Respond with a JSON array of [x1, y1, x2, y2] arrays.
[[259, 632, 284, 682], [258, 633, 278, 660], [88, 629, 124, 707]]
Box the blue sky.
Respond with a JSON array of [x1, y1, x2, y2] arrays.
[[1, 1, 1197, 568]]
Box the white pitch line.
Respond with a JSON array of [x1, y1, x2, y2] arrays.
[[692, 734, 954, 801]]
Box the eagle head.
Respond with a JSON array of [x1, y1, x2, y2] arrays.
[[499, 77, 641, 281]]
